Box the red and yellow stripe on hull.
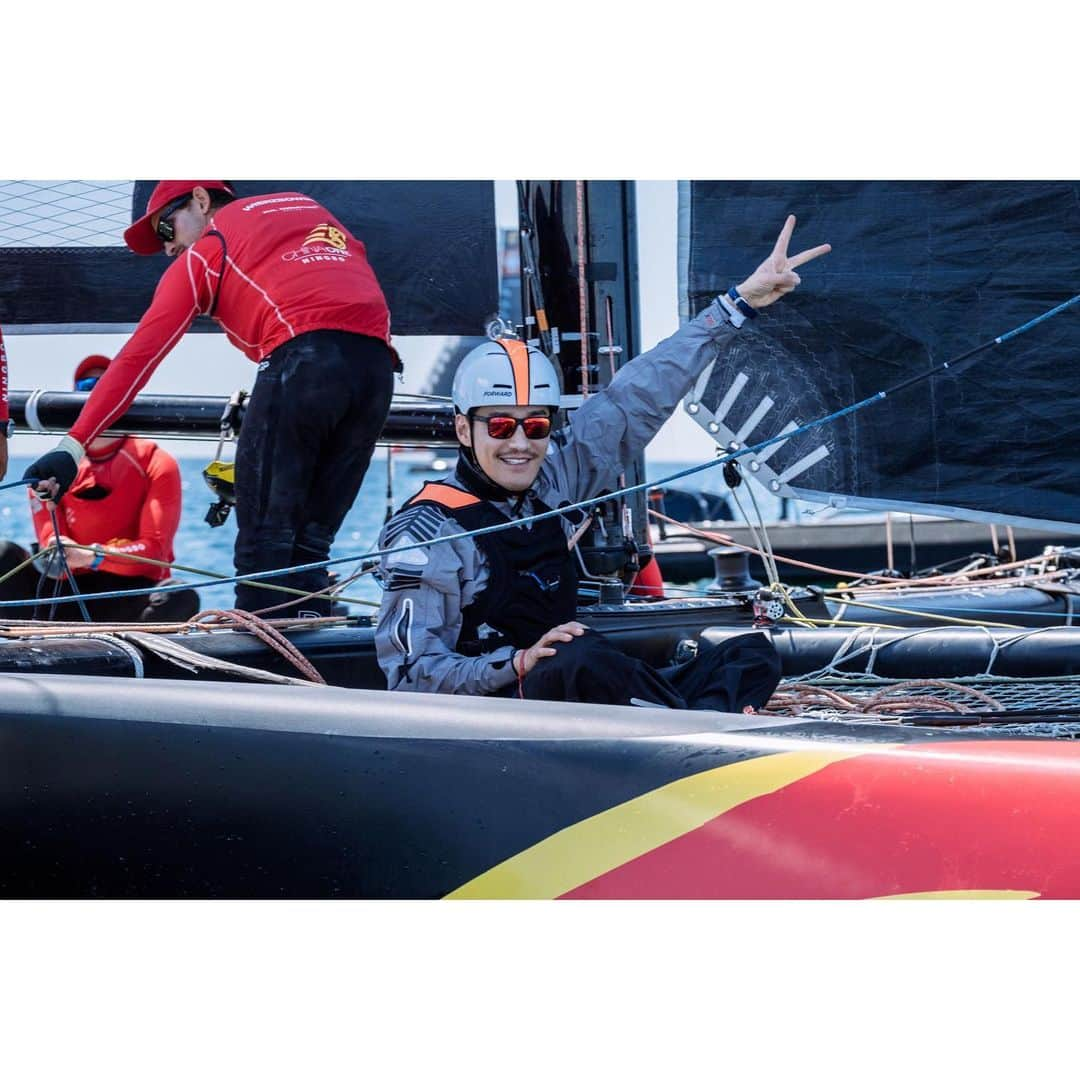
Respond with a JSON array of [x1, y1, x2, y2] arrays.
[[448, 740, 1080, 899]]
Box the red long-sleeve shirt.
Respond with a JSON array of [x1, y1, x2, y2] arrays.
[[70, 192, 392, 448], [31, 437, 181, 580], [0, 325, 9, 422]]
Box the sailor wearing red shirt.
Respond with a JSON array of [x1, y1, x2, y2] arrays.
[[24, 182, 397, 616], [0, 324, 10, 481], [1, 356, 198, 621]]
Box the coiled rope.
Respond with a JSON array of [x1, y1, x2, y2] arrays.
[[192, 609, 326, 684]]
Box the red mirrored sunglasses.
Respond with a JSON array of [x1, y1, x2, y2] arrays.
[[478, 414, 553, 440]]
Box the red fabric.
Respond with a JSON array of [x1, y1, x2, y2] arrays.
[[0, 325, 8, 422], [628, 554, 665, 598], [70, 192, 392, 448], [124, 180, 234, 255], [73, 354, 112, 385], [31, 437, 181, 580]]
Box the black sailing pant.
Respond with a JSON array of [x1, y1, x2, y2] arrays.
[[233, 330, 396, 616], [518, 629, 782, 713]]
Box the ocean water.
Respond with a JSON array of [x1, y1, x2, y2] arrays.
[[2, 453, 399, 612], [2, 453, 733, 613]]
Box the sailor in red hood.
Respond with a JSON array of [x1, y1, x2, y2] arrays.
[[0, 356, 199, 622], [24, 182, 397, 616]]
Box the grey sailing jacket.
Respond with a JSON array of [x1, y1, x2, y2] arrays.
[[374, 299, 741, 694]]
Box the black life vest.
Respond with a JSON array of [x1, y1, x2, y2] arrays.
[[402, 480, 579, 650]]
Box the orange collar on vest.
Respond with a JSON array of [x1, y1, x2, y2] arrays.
[[409, 482, 482, 510]]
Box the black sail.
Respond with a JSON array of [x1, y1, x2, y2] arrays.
[[679, 181, 1080, 531], [0, 180, 498, 337]]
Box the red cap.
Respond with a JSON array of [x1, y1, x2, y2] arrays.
[[74, 354, 111, 386], [124, 180, 235, 255]]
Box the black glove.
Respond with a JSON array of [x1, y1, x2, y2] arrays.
[[24, 447, 79, 498]]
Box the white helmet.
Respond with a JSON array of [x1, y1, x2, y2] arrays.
[[452, 338, 562, 413]]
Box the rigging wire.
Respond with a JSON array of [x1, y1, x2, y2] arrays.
[[646, 508, 893, 582], [45, 502, 91, 622], [576, 180, 590, 398], [649, 509, 1078, 592], [1, 292, 1076, 613], [516, 181, 555, 356], [644, 511, 1080, 628], [0, 541, 380, 612], [725, 478, 781, 589]]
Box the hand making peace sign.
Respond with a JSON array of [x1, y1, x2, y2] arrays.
[[735, 214, 831, 310]]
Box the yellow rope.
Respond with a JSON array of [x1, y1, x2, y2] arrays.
[[0, 541, 59, 588], [817, 594, 1021, 630]]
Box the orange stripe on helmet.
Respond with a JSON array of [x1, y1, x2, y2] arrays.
[[498, 339, 532, 406]]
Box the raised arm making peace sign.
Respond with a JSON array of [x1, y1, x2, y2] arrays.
[[375, 212, 830, 710], [734, 214, 832, 310]]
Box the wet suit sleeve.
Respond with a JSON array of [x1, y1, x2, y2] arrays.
[[68, 242, 221, 449], [97, 446, 182, 577], [375, 516, 518, 695], [543, 301, 739, 502]]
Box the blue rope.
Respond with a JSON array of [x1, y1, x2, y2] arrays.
[[996, 294, 1080, 344], [0, 389, 906, 611], [2, 292, 1075, 611]]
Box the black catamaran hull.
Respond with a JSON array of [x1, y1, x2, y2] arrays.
[[4, 674, 1080, 899], [5, 613, 1080, 688]]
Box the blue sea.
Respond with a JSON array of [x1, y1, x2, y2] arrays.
[[2, 454, 728, 613]]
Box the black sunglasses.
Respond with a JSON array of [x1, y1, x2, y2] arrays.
[[155, 193, 193, 243], [475, 414, 553, 440]]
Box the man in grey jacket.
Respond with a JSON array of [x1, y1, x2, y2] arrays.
[[375, 215, 830, 707]]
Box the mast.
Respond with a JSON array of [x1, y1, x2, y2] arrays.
[[518, 180, 649, 585]]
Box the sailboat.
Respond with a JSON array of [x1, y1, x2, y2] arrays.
[[650, 502, 1079, 587], [2, 178, 1080, 899]]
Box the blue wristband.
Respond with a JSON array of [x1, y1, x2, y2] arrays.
[[727, 286, 758, 320], [715, 293, 745, 329], [89, 547, 105, 571]]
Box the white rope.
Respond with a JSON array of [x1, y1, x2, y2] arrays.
[[25, 389, 44, 432], [84, 632, 145, 678]]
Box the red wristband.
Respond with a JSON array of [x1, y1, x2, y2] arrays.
[[513, 650, 525, 698]]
